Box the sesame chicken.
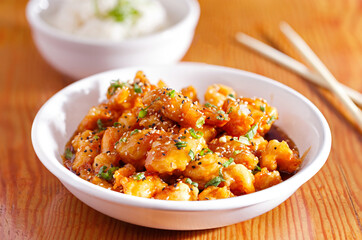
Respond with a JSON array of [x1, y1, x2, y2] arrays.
[[254, 168, 282, 191], [261, 140, 301, 173], [63, 71, 302, 200], [198, 186, 234, 200], [209, 136, 259, 170], [154, 182, 198, 201]]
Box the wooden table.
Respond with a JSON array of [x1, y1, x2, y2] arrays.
[[1, 0, 361, 239]]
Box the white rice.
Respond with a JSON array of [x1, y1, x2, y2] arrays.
[[47, 0, 168, 41]]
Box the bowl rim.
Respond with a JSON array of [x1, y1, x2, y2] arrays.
[[31, 62, 331, 211], [26, 0, 200, 46]]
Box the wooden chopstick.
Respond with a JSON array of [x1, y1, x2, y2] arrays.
[[235, 32, 362, 107], [279, 22, 362, 131]]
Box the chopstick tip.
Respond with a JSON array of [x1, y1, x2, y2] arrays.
[[279, 21, 292, 32], [235, 32, 245, 41]]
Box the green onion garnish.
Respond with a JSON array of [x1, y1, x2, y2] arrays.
[[166, 89, 176, 98], [134, 83, 143, 93], [175, 141, 187, 149], [244, 124, 258, 141], [188, 149, 195, 160], [64, 148, 74, 160], [97, 166, 119, 181], [222, 158, 234, 168], [189, 128, 204, 139], [130, 129, 140, 136], [196, 117, 205, 128], [200, 148, 213, 156], [133, 172, 146, 180], [267, 116, 276, 124]]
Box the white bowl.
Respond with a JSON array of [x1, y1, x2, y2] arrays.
[[26, 0, 200, 79], [31, 63, 331, 230]]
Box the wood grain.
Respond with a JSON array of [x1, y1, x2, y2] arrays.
[[0, 0, 361, 239]]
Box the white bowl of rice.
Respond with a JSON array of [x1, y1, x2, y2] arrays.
[[26, 0, 200, 79]]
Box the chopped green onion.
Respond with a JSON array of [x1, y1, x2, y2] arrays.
[[188, 149, 195, 160], [238, 136, 250, 145], [267, 116, 276, 124], [107, 0, 140, 23], [120, 137, 127, 143], [260, 105, 266, 112], [222, 158, 234, 168], [216, 110, 227, 120], [130, 129, 140, 136], [227, 107, 233, 114], [200, 148, 213, 156], [108, 80, 126, 96], [97, 119, 106, 131], [64, 148, 74, 160], [166, 89, 176, 98], [138, 108, 148, 118], [97, 166, 119, 181], [233, 150, 241, 155], [204, 102, 217, 108], [133, 172, 146, 180], [252, 165, 262, 175], [94, 135, 100, 140], [175, 141, 187, 149], [228, 94, 235, 99], [204, 176, 225, 188], [244, 124, 258, 141], [196, 117, 205, 128], [113, 122, 121, 127], [189, 128, 204, 139], [134, 83, 143, 93], [185, 178, 198, 188], [217, 110, 226, 114]]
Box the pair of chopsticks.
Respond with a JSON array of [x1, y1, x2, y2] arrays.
[[235, 22, 362, 132]]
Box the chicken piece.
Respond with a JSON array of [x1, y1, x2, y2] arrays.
[[201, 107, 230, 127], [241, 98, 278, 136], [71, 130, 101, 174], [222, 99, 254, 136], [113, 164, 136, 189], [71, 130, 101, 151], [260, 140, 301, 173], [145, 128, 207, 174], [198, 186, 234, 200], [250, 136, 268, 157], [181, 86, 198, 102], [77, 103, 119, 133], [93, 152, 121, 173], [254, 168, 282, 191], [116, 110, 138, 131], [115, 129, 164, 171], [222, 164, 255, 195], [154, 182, 198, 201], [107, 71, 153, 110], [209, 135, 258, 170], [142, 88, 206, 129], [197, 125, 217, 143], [90, 176, 113, 189], [101, 127, 124, 153], [120, 174, 167, 198], [183, 153, 226, 189], [157, 80, 167, 88], [204, 84, 236, 108]]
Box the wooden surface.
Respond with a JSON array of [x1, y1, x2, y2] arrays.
[[1, 0, 361, 239]]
